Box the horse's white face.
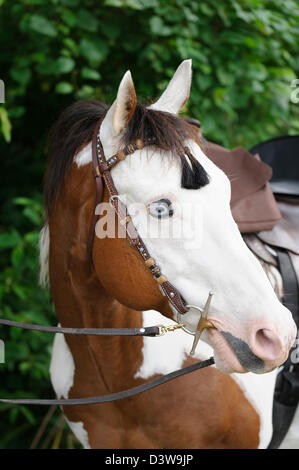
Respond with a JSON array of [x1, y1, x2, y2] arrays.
[[97, 60, 296, 374]]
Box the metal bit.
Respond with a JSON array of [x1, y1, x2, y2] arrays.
[[190, 292, 214, 356]]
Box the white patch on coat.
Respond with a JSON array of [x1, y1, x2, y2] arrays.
[[65, 418, 91, 449], [231, 369, 278, 449], [134, 310, 213, 379], [74, 141, 92, 167], [50, 328, 75, 399], [39, 224, 50, 287], [50, 330, 91, 449]]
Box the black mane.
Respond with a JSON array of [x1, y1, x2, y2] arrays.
[[44, 100, 209, 217]]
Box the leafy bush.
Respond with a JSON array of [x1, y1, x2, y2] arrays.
[[0, 0, 298, 150], [0, 0, 298, 448], [0, 198, 81, 448]]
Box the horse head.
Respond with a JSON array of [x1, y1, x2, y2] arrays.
[[76, 60, 296, 375]]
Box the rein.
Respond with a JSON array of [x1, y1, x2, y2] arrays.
[[0, 357, 214, 406], [0, 118, 214, 406], [0, 317, 184, 337], [0, 316, 214, 405]]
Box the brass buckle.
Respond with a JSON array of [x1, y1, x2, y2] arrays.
[[155, 323, 185, 337]]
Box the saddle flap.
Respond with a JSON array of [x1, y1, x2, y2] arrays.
[[258, 201, 299, 255]]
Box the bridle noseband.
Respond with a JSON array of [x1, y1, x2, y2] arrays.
[[0, 119, 214, 406]]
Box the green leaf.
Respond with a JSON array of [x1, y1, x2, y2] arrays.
[[61, 9, 77, 28], [81, 67, 101, 80], [10, 67, 32, 85], [104, 0, 157, 9], [9, 408, 19, 424], [19, 406, 36, 425], [0, 231, 21, 250], [77, 9, 99, 32], [247, 63, 268, 81], [23, 207, 41, 225], [60, 0, 79, 5], [75, 85, 95, 99], [55, 81, 74, 94], [13, 197, 40, 207], [216, 69, 235, 86], [79, 38, 109, 64], [149, 16, 172, 36], [55, 57, 75, 75], [11, 244, 24, 268], [24, 231, 40, 245], [0, 107, 12, 142], [12, 284, 28, 301], [63, 37, 79, 55], [29, 15, 58, 37], [9, 106, 26, 118], [98, 21, 120, 40]]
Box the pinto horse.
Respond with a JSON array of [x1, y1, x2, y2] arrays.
[[40, 60, 296, 449]]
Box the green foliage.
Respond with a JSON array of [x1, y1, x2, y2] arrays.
[[0, 0, 298, 448], [0, 198, 81, 448], [0, 107, 11, 142], [0, 0, 298, 149]]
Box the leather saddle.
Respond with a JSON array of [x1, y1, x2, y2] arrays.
[[205, 135, 299, 448], [204, 136, 299, 281]]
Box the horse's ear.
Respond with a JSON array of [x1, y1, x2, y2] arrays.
[[149, 59, 192, 114], [103, 71, 137, 137], [112, 71, 137, 134]]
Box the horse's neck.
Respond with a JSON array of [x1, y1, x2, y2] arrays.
[[48, 190, 144, 392], [51, 245, 144, 391]]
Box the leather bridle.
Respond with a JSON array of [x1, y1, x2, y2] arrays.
[[88, 119, 189, 316], [0, 119, 214, 406]]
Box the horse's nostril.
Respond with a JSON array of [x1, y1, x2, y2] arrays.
[[253, 328, 281, 361]]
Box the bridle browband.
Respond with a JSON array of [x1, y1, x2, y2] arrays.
[[0, 118, 214, 406]]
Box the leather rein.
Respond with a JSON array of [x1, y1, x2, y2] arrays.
[[0, 119, 214, 406]]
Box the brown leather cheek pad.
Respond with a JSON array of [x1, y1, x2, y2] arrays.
[[92, 188, 174, 317]]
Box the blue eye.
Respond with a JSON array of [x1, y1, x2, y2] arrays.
[[148, 199, 174, 219]]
